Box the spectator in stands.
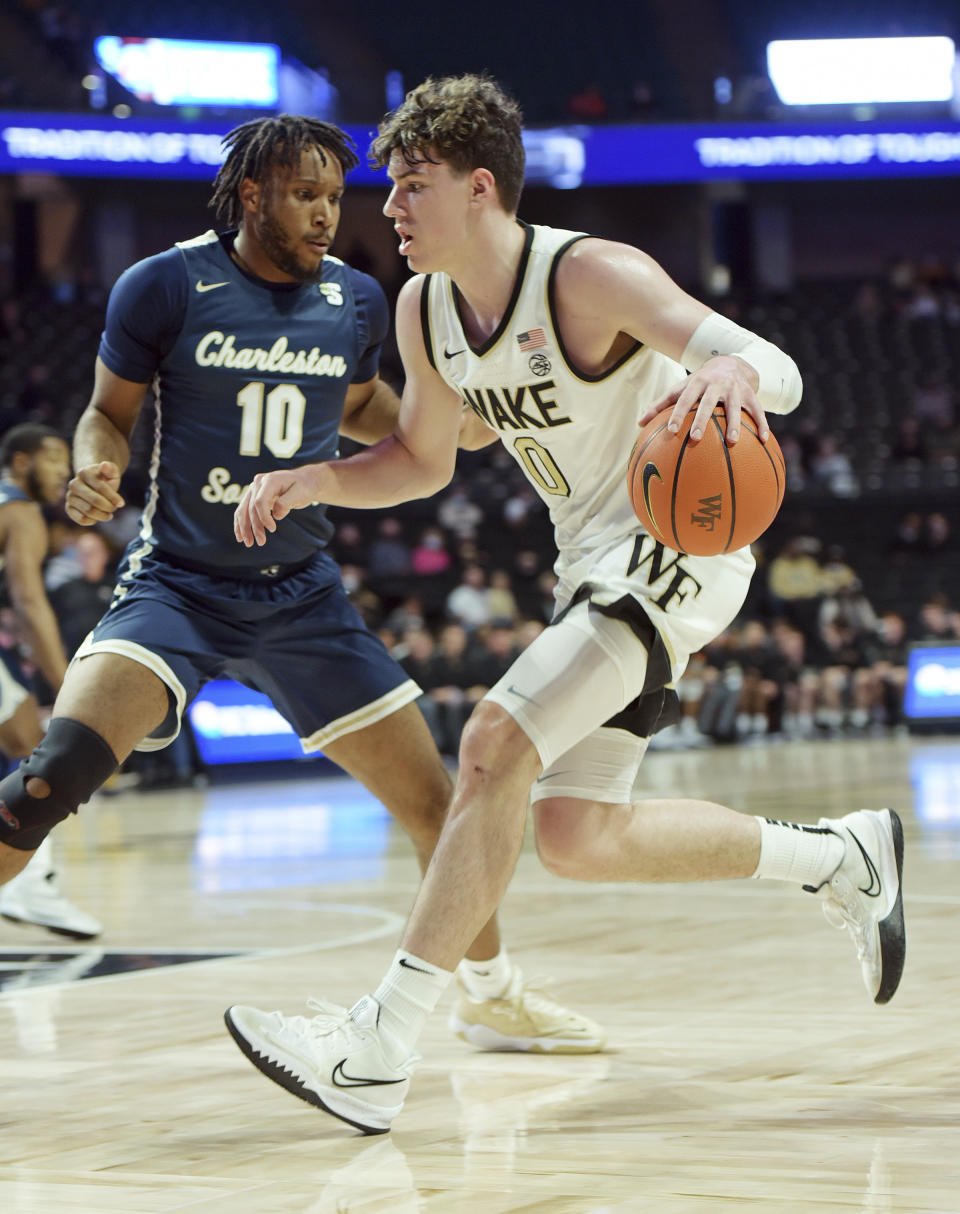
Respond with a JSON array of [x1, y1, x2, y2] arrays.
[[819, 578, 878, 638], [410, 526, 453, 577], [503, 486, 541, 530], [770, 620, 818, 739], [912, 595, 960, 642], [566, 82, 608, 121], [398, 628, 446, 753], [385, 594, 427, 636], [813, 619, 877, 732], [445, 564, 491, 631], [437, 484, 483, 539], [48, 530, 117, 659], [890, 416, 930, 467], [367, 516, 412, 579], [426, 623, 475, 755], [767, 536, 822, 634], [891, 511, 924, 555], [730, 620, 782, 739], [464, 624, 519, 697], [486, 569, 519, 625], [328, 519, 367, 568], [923, 511, 951, 553], [809, 435, 858, 497], [818, 545, 859, 596], [912, 373, 955, 432], [865, 612, 909, 729]]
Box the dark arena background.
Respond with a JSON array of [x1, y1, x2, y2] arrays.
[[1, 2, 959, 1210]]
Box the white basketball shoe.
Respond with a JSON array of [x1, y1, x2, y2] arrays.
[[812, 809, 905, 1004], [450, 969, 606, 1053], [225, 995, 414, 1134], [0, 840, 102, 940]]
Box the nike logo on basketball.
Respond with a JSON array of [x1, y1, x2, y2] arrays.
[[196, 280, 230, 293], [641, 462, 662, 532], [331, 1059, 406, 1088], [444, 347, 466, 358], [398, 956, 432, 973], [849, 829, 882, 897]]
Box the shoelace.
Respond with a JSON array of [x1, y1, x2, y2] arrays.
[[489, 977, 584, 1026], [280, 998, 353, 1041], [821, 877, 872, 963]]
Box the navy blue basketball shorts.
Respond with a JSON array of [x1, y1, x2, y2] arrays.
[[72, 550, 420, 753]]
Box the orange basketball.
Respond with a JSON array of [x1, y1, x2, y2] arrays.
[[627, 406, 785, 556]]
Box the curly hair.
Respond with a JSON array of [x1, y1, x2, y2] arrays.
[[370, 75, 525, 214], [209, 115, 359, 228]]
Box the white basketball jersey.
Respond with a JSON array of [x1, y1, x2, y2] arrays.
[[422, 223, 691, 588]]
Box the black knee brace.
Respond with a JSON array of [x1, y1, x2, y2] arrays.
[[0, 718, 118, 851]]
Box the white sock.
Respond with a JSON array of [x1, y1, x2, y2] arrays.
[[751, 816, 845, 890], [457, 947, 513, 1000], [365, 950, 452, 1065]]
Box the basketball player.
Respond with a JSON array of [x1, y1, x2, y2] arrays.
[[0, 424, 101, 939], [0, 116, 603, 1054], [227, 77, 906, 1134]]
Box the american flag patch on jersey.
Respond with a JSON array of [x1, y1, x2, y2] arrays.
[[516, 328, 546, 351]]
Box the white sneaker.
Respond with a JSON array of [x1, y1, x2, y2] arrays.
[[450, 969, 607, 1053], [225, 996, 414, 1134], [814, 809, 905, 1004], [0, 853, 102, 940]]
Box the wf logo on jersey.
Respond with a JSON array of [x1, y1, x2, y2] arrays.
[[691, 495, 723, 531], [462, 381, 572, 433]]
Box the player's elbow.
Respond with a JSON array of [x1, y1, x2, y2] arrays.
[[774, 355, 803, 417], [411, 457, 456, 499]]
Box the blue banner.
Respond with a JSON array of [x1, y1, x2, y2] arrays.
[[2, 110, 960, 185]]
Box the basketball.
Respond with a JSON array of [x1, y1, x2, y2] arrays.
[[627, 406, 785, 556]]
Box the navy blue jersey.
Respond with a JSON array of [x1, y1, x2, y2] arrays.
[[0, 479, 32, 603], [98, 230, 388, 574]]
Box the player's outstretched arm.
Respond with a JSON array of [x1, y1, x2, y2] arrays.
[[234, 277, 465, 547], [67, 358, 148, 525], [3, 502, 69, 692]]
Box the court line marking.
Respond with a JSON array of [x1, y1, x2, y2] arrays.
[[0, 901, 404, 998]]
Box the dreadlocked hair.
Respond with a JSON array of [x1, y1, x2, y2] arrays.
[[209, 114, 359, 227], [370, 75, 525, 214]]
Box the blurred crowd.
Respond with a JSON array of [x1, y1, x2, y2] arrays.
[[2, 256, 959, 776]]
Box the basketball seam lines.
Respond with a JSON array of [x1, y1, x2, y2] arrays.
[[711, 412, 736, 553]]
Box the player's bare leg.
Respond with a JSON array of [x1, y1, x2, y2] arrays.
[[324, 702, 501, 961], [532, 796, 760, 883], [0, 653, 169, 883], [399, 701, 540, 970]]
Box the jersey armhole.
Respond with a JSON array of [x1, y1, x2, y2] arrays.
[[547, 236, 644, 384], [419, 274, 437, 372]]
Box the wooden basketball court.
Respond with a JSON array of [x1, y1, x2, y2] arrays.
[[1, 731, 957, 1212]]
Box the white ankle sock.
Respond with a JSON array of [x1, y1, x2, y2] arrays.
[[457, 947, 513, 1000], [751, 816, 845, 889], [366, 950, 452, 1065]]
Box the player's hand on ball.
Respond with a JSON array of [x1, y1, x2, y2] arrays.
[[65, 461, 125, 525], [234, 468, 322, 547], [638, 355, 768, 445]]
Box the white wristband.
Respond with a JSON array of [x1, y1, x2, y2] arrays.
[[680, 313, 802, 416]]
